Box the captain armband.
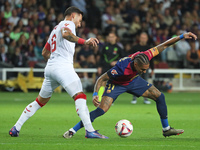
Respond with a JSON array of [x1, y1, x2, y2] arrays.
[[149, 47, 159, 57]]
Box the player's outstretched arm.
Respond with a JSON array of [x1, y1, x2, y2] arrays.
[[61, 27, 99, 47], [156, 32, 197, 53]]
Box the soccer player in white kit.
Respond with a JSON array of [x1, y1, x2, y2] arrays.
[[9, 6, 108, 139]]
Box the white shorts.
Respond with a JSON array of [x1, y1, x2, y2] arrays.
[[39, 63, 83, 98]]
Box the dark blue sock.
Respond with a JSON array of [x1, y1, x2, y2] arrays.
[[89, 107, 105, 122], [156, 93, 169, 128], [73, 107, 105, 132]]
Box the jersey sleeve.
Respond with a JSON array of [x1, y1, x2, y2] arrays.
[[107, 64, 123, 81], [44, 37, 51, 51]]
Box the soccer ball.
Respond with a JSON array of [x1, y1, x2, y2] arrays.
[[115, 119, 133, 137]]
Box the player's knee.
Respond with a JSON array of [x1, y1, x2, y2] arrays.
[[157, 92, 165, 101], [74, 93, 87, 101], [99, 101, 112, 112], [160, 92, 165, 99]]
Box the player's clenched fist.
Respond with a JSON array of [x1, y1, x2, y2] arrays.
[[85, 38, 99, 47], [183, 32, 197, 40]]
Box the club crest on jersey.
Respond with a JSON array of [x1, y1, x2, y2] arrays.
[[107, 90, 111, 93], [111, 69, 118, 75], [64, 23, 69, 26]]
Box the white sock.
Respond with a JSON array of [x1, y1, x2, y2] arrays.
[[163, 126, 170, 131], [75, 98, 95, 132], [15, 100, 42, 131], [69, 128, 76, 133]]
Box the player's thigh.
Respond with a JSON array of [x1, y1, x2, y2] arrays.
[[39, 76, 60, 98], [127, 76, 152, 97], [103, 83, 127, 102], [55, 67, 83, 97]]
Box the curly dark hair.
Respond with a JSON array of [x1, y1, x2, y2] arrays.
[[134, 53, 149, 66]]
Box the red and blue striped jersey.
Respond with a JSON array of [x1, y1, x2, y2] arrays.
[[107, 48, 158, 86]]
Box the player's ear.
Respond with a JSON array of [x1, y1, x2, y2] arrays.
[[71, 13, 75, 19]]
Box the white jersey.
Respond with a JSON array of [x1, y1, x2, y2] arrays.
[[40, 20, 83, 98], [44, 20, 76, 65]]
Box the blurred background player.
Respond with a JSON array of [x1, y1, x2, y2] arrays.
[[97, 32, 125, 101], [9, 6, 108, 139], [130, 32, 154, 104], [186, 40, 200, 68], [63, 32, 197, 139], [98, 32, 125, 77]]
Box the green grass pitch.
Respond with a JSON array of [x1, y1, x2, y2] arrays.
[[0, 91, 200, 150]]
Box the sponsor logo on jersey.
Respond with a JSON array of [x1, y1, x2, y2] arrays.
[[111, 69, 118, 75]]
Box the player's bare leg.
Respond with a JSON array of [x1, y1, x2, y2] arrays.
[[9, 95, 50, 137], [142, 85, 184, 137], [99, 96, 113, 112]]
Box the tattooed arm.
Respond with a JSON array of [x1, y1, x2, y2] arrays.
[[93, 72, 110, 107], [94, 72, 110, 93], [61, 27, 99, 47], [61, 27, 79, 42], [156, 32, 197, 53]]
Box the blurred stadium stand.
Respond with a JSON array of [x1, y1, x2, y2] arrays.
[[0, 0, 200, 92]]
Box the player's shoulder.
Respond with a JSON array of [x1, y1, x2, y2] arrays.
[[129, 51, 141, 59], [118, 56, 131, 62], [57, 20, 75, 29], [117, 57, 132, 67], [62, 20, 75, 26]]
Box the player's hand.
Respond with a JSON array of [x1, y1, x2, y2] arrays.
[[85, 38, 99, 47], [93, 95, 100, 107], [184, 32, 197, 40]]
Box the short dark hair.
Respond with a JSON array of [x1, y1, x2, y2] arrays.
[[64, 6, 83, 17], [134, 53, 149, 66]]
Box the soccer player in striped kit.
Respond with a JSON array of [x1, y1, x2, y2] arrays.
[[63, 32, 197, 138]]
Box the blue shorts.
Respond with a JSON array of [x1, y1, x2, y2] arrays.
[[103, 76, 152, 102]]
